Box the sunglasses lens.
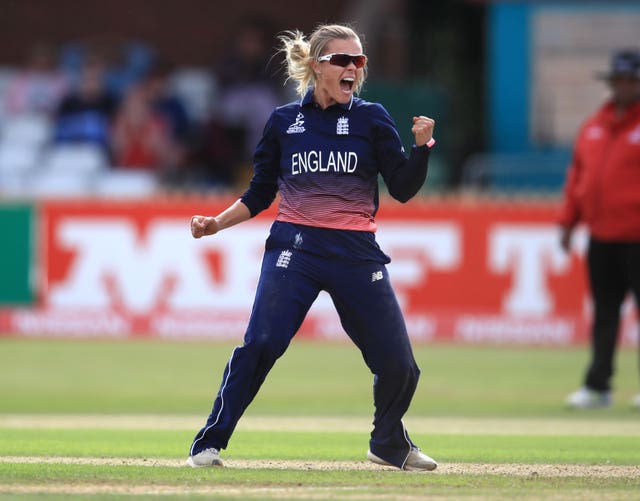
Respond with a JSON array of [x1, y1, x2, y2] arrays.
[[352, 55, 366, 68], [329, 54, 366, 68], [329, 54, 351, 67]]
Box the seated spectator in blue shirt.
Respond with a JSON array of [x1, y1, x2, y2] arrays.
[[144, 61, 190, 143], [53, 60, 118, 154]]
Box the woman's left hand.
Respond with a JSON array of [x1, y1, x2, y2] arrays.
[[411, 115, 435, 147]]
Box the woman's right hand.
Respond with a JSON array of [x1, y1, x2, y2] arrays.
[[191, 215, 219, 238], [559, 226, 573, 253]]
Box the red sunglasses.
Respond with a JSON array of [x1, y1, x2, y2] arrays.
[[317, 53, 367, 69]]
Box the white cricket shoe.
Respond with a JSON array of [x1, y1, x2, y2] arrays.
[[186, 447, 224, 468], [566, 387, 611, 409], [631, 393, 640, 409], [368, 447, 438, 471]]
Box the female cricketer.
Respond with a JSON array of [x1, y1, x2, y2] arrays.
[[187, 23, 438, 471]]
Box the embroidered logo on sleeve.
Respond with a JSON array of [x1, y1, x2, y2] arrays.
[[371, 271, 383, 282], [286, 113, 306, 134], [276, 250, 293, 268], [336, 116, 349, 135]]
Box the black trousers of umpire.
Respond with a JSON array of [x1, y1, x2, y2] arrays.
[[584, 238, 640, 392], [190, 244, 421, 468]]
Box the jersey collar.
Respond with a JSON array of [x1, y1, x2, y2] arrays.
[[301, 88, 354, 111]]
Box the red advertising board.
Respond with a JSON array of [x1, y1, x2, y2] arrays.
[[1, 196, 637, 345]]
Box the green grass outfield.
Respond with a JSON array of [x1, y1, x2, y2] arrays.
[[1, 337, 639, 499]]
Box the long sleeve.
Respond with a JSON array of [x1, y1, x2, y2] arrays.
[[381, 144, 431, 203], [558, 151, 583, 229], [373, 104, 432, 203], [240, 113, 280, 217]]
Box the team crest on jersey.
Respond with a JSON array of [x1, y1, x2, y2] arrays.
[[286, 113, 306, 134], [336, 116, 349, 135]]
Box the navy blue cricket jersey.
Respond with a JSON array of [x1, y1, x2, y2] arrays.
[[240, 88, 433, 263]]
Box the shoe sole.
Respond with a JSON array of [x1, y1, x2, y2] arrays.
[[404, 462, 437, 472], [367, 451, 393, 468], [367, 450, 437, 472], [186, 456, 224, 468]]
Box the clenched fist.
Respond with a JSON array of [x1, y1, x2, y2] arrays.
[[190, 215, 219, 238], [411, 115, 435, 147]]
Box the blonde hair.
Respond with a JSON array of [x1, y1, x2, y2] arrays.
[[278, 24, 367, 98]]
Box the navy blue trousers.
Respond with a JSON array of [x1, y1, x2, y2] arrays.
[[190, 244, 421, 468]]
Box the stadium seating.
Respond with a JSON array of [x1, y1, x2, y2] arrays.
[[39, 143, 108, 175], [1, 113, 51, 147], [94, 170, 159, 198]]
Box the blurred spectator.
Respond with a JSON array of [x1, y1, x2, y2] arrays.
[[105, 40, 156, 99], [190, 116, 244, 189], [111, 80, 179, 175], [3, 42, 68, 117], [216, 15, 285, 153], [57, 41, 89, 82], [58, 39, 156, 99], [194, 15, 284, 189], [133, 61, 192, 185], [53, 59, 118, 154], [560, 49, 640, 410], [145, 62, 191, 147]]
